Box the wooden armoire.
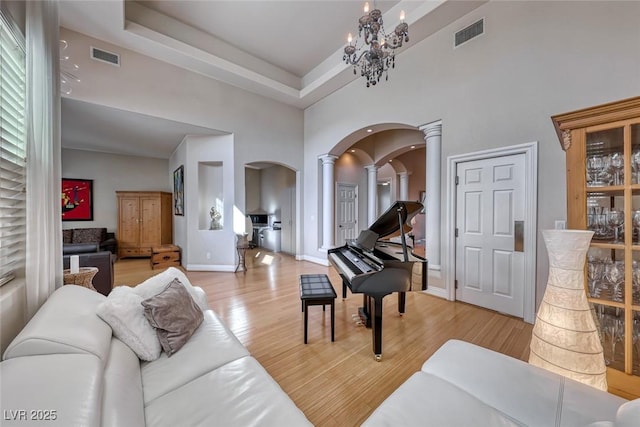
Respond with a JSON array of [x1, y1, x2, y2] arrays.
[[116, 191, 172, 258]]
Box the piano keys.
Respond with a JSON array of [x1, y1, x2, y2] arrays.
[[328, 201, 428, 361]]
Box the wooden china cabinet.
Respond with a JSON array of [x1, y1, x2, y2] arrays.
[[552, 96, 640, 399]]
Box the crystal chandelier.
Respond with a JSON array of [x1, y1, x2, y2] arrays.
[[343, 2, 409, 87]]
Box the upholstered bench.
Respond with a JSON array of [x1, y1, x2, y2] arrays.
[[299, 274, 337, 344]]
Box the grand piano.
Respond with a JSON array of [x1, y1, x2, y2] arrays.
[[328, 201, 428, 361]]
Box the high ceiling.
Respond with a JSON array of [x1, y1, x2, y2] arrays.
[[59, 0, 486, 108], [59, 1, 486, 158]]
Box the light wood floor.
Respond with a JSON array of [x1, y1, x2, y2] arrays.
[[115, 250, 534, 426]]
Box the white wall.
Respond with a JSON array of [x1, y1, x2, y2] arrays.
[[170, 135, 236, 270], [61, 148, 170, 232], [260, 165, 295, 220], [60, 27, 304, 223], [303, 1, 640, 304]]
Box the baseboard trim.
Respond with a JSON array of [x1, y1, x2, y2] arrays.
[[425, 287, 448, 300], [186, 264, 236, 272], [303, 254, 330, 266]]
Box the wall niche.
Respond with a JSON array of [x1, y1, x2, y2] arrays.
[[198, 161, 224, 231]]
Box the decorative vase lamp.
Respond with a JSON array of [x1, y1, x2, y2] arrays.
[[529, 229, 607, 391]]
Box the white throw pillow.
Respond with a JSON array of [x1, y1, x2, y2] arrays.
[[131, 267, 208, 311], [96, 285, 162, 361]]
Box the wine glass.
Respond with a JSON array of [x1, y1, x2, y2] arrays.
[[610, 152, 624, 185], [607, 209, 624, 242], [633, 211, 640, 245], [633, 150, 640, 184], [587, 155, 604, 186]]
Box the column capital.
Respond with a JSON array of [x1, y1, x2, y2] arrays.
[[319, 154, 338, 164], [365, 164, 378, 172], [397, 171, 409, 178], [419, 120, 442, 140]]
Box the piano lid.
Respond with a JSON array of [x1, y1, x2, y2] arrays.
[[368, 201, 423, 239]]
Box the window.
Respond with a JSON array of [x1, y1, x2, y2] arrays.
[[0, 10, 26, 287]]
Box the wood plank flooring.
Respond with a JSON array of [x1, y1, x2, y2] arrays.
[[115, 250, 534, 426]]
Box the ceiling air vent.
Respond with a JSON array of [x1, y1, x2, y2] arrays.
[[90, 46, 120, 66], [454, 18, 484, 48]]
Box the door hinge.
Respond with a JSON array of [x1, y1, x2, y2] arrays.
[[455, 279, 458, 289], [455, 176, 459, 185], [455, 228, 458, 237]]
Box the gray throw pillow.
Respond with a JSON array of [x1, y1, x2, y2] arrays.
[[141, 278, 204, 357]]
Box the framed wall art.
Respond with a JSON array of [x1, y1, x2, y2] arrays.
[[61, 178, 94, 221], [173, 165, 184, 216]]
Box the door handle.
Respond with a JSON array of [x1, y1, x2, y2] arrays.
[[514, 221, 524, 252]]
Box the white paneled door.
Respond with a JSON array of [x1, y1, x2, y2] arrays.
[[336, 183, 358, 247], [455, 154, 525, 318]]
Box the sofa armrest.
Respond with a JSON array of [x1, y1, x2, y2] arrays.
[[63, 243, 99, 255], [191, 286, 209, 310], [99, 237, 117, 254]]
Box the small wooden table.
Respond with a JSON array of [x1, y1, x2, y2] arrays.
[[63, 267, 99, 292]]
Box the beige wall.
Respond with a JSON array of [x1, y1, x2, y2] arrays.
[[61, 149, 170, 233]]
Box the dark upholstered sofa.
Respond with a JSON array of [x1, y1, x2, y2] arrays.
[[63, 227, 117, 255], [62, 250, 115, 296]]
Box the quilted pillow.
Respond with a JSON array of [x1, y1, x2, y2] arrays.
[[142, 279, 204, 357], [96, 285, 162, 361], [62, 229, 73, 244]]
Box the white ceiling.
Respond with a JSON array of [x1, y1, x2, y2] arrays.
[[59, 1, 486, 158], [61, 98, 225, 159]]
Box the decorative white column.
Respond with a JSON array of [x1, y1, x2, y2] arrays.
[[320, 154, 338, 250], [398, 172, 408, 200], [419, 120, 442, 271], [366, 165, 378, 226]]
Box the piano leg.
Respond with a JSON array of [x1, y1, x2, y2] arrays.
[[342, 279, 348, 300], [370, 295, 385, 362], [398, 291, 406, 316]]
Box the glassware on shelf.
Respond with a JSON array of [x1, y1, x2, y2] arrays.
[[633, 150, 640, 184], [610, 152, 624, 185], [605, 261, 625, 302], [633, 211, 640, 245], [608, 209, 624, 242], [587, 155, 606, 187]]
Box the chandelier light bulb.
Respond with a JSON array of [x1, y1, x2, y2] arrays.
[[364, 2, 369, 13], [400, 10, 405, 22], [380, 37, 385, 46], [348, 33, 353, 44]]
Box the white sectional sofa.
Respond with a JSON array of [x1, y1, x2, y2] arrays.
[[0, 269, 311, 427], [363, 339, 640, 427]]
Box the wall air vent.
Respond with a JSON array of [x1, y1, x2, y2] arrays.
[[454, 18, 484, 48], [90, 46, 120, 66]]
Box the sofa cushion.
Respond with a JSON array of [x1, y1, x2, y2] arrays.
[[72, 227, 106, 244], [3, 286, 112, 362], [96, 286, 162, 361], [142, 278, 204, 357], [141, 310, 249, 404], [62, 228, 73, 243], [144, 356, 312, 427], [0, 354, 102, 427], [420, 340, 625, 427], [102, 338, 146, 427], [362, 371, 522, 427], [132, 267, 209, 312]]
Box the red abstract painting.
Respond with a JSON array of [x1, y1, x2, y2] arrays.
[[61, 178, 93, 221]]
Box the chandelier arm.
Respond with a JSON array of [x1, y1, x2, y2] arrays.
[[344, 51, 369, 66]]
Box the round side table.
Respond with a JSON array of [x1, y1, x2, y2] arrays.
[[63, 267, 99, 292]]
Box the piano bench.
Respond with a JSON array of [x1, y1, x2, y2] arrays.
[[299, 274, 337, 344]]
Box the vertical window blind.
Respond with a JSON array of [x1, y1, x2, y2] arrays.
[[0, 11, 26, 287]]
